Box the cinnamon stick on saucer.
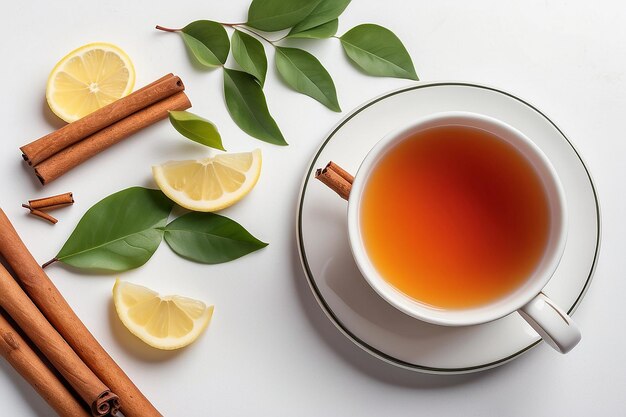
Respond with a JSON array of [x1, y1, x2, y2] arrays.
[[0, 312, 91, 417], [315, 161, 354, 200], [21, 74, 184, 166], [0, 264, 119, 416], [0, 209, 162, 417]]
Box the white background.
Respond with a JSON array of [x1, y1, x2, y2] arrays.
[[1, 0, 625, 415]]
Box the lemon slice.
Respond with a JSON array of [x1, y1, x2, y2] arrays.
[[46, 42, 135, 122], [152, 149, 262, 212], [112, 279, 213, 350]]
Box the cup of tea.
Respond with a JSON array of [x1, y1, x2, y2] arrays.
[[341, 111, 580, 353]]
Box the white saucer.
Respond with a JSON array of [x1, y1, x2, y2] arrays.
[[296, 82, 600, 374]]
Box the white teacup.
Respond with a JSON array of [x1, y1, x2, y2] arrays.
[[347, 112, 581, 353]]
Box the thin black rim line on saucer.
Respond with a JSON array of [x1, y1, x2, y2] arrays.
[[296, 81, 601, 373]]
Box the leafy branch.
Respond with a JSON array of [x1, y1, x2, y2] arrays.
[[156, 0, 418, 146], [44, 187, 267, 272]]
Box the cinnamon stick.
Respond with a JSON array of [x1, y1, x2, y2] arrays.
[[0, 209, 163, 417], [21, 74, 184, 166], [0, 312, 91, 417], [326, 161, 354, 184], [315, 161, 353, 200], [27, 192, 74, 210], [29, 208, 58, 224], [0, 264, 119, 416], [33, 91, 191, 184]]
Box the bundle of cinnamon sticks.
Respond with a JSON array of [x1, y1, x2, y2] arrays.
[[21, 73, 191, 185], [22, 191, 75, 224], [0, 209, 162, 417]]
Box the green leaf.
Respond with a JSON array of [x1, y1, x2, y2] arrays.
[[180, 20, 230, 68], [169, 111, 225, 151], [246, 0, 322, 31], [339, 24, 418, 80], [275, 47, 340, 112], [57, 187, 173, 272], [286, 19, 338, 39], [231, 30, 268, 86], [164, 212, 268, 264], [288, 0, 350, 35], [223, 68, 287, 145]]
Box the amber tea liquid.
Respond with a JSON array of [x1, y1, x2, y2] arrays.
[[360, 125, 550, 309]]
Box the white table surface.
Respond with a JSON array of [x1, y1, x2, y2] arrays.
[[1, 1, 625, 416]]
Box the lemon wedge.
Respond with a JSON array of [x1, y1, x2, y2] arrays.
[[152, 149, 262, 212], [112, 279, 213, 350], [46, 42, 135, 123]]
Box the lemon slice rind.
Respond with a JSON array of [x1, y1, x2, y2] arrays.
[[113, 279, 213, 350], [46, 42, 135, 123], [152, 149, 262, 212]]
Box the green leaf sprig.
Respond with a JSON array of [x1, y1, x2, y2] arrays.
[[155, 0, 417, 145], [43, 187, 267, 272], [169, 110, 225, 150], [178, 20, 230, 67], [223, 68, 287, 145]]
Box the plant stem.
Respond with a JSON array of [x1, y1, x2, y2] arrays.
[[41, 258, 58, 269], [231, 24, 276, 46], [155, 25, 180, 33]]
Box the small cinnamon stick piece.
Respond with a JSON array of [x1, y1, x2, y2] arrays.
[[0, 209, 162, 417], [33, 91, 191, 185], [315, 161, 354, 200], [0, 312, 91, 417], [21, 74, 184, 166], [26, 192, 74, 210], [0, 264, 119, 416], [29, 209, 58, 224]]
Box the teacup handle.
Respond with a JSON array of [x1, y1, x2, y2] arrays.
[[517, 292, 581, 353]]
